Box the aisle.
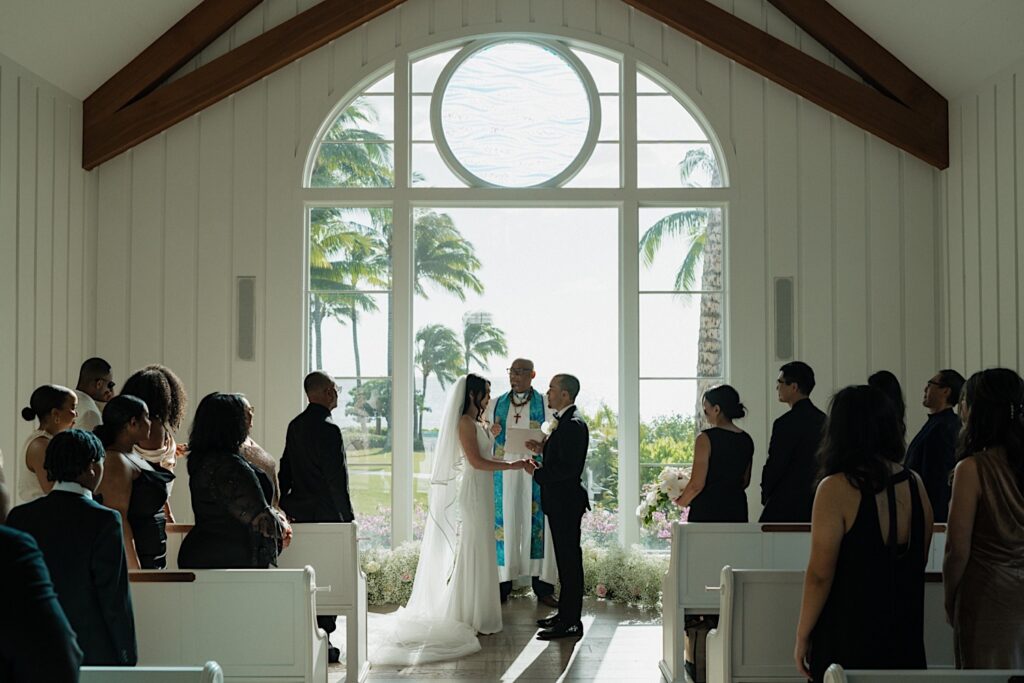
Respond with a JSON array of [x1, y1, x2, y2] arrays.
[[328, 596, 664, 682]]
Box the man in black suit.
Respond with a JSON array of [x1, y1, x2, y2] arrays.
[[6, 429, 136, 667], [527, 374, 590, 640], [759, 362, 827, 523], [279, 370, 355, 662], [905, 369, 964, 522]]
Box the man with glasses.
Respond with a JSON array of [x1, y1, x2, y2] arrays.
[[73, 358, 115, 432], [485, 358, 558, 607], [905, 370, 964, 522], [759, 361, 826, 523]]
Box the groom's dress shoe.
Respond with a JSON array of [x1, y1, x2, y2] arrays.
[[536, 615, 561, 628], [536, 622, 583, 640]]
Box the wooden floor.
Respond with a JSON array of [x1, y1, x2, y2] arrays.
[[328, 595, 665, 682]]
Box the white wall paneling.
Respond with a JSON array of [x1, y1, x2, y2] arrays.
[[0, 51, 96, 498], [91, 0, 942, 538]]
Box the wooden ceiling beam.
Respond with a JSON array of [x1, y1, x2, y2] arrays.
[[84, 0, 264, 126], [83, 0, 404, 170], [766, 0, 946, 113], [623, 0, 948, 169]]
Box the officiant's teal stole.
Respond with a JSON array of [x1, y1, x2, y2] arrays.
[[493, 389, 546, 566]]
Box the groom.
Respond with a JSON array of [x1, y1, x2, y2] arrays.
[[528, 374, 590, 640]]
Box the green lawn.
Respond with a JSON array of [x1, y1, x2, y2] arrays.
[[348, 449, 431, 512]]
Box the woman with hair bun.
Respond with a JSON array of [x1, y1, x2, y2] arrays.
[[18, 384, 77, 503], [673, 384, 754, 522], [94, 395, 173, 569]]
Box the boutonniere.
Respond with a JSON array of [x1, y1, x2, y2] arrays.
[[541, 418, 559, 435]]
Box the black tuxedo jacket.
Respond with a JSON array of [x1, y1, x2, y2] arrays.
[[279, 403, 355, 522], [6, 491, 137, 667], [759, 398, 827, 523], [533, 405, 591, 517]]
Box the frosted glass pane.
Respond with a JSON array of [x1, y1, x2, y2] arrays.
[[564, 143, 619, 188], [439, 42, 594, 187], [411, 143, 468, 187], [574, 48, 620, 93], [639, 207, 723, 291], [638, 95, 706, 141], [412, 49, 458, 93], [637, 143, 721, 187], [640, 293, 723, 377], [600, 95, 620, 141]]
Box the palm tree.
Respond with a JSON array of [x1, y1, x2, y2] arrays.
[[638, 147, 723, 420], [311, 97, 392, 188], [412, 210, 485, 301], [462, 311, 508, 374], [414, 324, 463, 446]]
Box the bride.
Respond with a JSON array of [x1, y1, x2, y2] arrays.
[[373, 373, 537, 665]]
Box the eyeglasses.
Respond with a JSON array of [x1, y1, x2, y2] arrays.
[[507, 368, 532, 376]]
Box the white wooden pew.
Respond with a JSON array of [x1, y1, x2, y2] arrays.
[[824, 664, 1024, 683], [660, 523, 947, 682], [80, 662, 224, 682], [165, 523, 369, 683], [130, 568, 327, 683], [705, 567, 954, 683]]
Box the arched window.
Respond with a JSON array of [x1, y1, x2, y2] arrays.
[[305, 36, 727, 550]]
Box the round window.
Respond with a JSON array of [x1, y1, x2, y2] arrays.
[[431, 39, 600, 188]]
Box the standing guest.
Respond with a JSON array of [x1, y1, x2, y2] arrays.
[[74, 357, 116, 432], [279, 371, 355, 662], [7, 430, 137, 666], [868, 370, 907, 439], [178, 393, 283, 569], [485, 358, 558, 606], [906, 369, 964, 523], [760, 362, 827, 523], [19, 385, 77, 503], [944, 368, 1024, 669], [0, 525, 82, 682], [94, 396, 173, 569], [120, 365, 187, 473], [674, 385, 754, 522], [794, 385, 933, 682]]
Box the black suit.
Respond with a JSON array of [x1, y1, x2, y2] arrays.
[[0, 525, 83, 681], [759, 398, 827, 523], [905, 408, 959, 522], [533, 405, 590, 624], [279, 402, 354, 637], [7, 490, 137, 666], [279, 403, 355, 523]]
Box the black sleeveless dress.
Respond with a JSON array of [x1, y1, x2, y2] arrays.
[[688, 428, 754, 522], [809, 469, 927, 682], [127, 461, 174, 569]]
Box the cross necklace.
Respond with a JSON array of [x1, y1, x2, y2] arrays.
[[510, 389, 532, 424]]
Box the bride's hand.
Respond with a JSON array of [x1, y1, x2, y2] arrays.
[[522, 458, 539, 474]]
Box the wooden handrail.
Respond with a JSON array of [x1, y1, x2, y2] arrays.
[[130, 571, 196, 583]]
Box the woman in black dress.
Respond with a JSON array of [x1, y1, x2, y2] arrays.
[[795, 385, 934, 682], [178, 393, 282, 569], [674, 385, 754, 522]]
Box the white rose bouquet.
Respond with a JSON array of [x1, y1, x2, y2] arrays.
[[635, 465, 692, 527]]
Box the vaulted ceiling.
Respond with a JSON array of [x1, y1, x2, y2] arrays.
[[2, 0, 1023, 102]]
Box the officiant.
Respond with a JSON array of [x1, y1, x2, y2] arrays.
[[486, 358, 559, 606]]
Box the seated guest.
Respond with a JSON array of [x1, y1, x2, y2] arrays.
[[19, 385, 78, 503], [120, 364, 188, 473], [74, 357, 116, 432], [868, 370, 907, 439], [944, 368, 1024, 668], [179, 393, 283, 569], [6, 430, 137, 666], [673, 385, 754, 521], [760, 362, 827, 522], [0, 524, 82, 682], [906, 369, 964, 522], [94, 396, 173, 569], [794, 385, 933, 682], [238, 394, 280, 508]]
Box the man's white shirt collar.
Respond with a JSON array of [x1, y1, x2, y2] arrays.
[[51, 481, 93, 499], [554, 404, 575, 420]]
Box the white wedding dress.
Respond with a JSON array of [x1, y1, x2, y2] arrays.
[[372, 377, 502, 665]]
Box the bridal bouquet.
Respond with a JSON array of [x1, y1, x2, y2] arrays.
[[636, 465, 692, 527]]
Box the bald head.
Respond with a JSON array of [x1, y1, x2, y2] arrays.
[[508, 358, 536, 392], [304, 371, 338, 410]]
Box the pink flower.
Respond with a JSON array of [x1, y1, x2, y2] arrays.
[[595, 583, 608, 598], [401, 572, 412, 583]]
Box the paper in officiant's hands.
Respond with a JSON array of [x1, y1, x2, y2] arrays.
[[502, 428, 544, 457]]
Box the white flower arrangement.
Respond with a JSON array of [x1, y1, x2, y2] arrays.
[[541, 417, 559, 435], [635, 465, 692, 526]]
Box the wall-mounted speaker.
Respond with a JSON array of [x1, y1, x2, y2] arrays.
[[237, 276, 256, 361], [775, 277, 794, 361]]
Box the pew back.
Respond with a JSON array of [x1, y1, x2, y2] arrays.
[[825, 664, 1024, 683], [130, 568, 327, 683], [80, 662, 224, 682]]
